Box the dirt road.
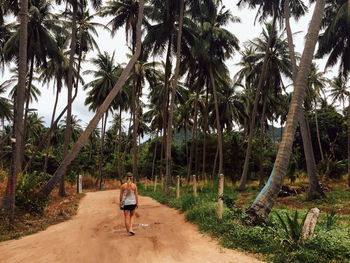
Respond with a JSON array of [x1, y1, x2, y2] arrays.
[[0, 190, 263, 263]]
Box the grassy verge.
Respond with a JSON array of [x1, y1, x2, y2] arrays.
[[138, 180, 350, 263]]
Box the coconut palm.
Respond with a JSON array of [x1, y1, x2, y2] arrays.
[[40, 0, 145, 198], [247, 0, 326, 223], [192, 1, 239, 176], [84, 51, 123, 187], [0, 0, 28, 223], [3, 0, 61, 146]]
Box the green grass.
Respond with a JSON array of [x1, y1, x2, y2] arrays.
[[138, 181, 350, 263]]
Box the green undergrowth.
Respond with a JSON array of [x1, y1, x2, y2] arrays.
[[138, 181, 350, 263]]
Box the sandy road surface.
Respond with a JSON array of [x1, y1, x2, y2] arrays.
[[0, 190, 263, 263]]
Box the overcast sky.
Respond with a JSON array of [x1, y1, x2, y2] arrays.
[[2, 0, 336, 131]]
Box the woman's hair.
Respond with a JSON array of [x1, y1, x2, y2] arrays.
[[126, 173, 133, 195]]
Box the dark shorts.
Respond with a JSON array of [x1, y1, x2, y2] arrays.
[[121, 204, 137, 211]]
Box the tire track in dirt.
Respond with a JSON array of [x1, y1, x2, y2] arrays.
[[0, 190, 263, 263]]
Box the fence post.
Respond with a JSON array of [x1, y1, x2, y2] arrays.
[[154, 175, 157, 192], [176, 175, 180, 199], [218, 173, 224, 219], [193, 174, 197, 197], [145, 177, 148, 190]]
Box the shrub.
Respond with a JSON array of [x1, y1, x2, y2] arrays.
[[275, 210, 307, 244], [16, 172, 48, 214]]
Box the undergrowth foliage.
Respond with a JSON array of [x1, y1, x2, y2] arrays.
[[138, 181, 350, 263]]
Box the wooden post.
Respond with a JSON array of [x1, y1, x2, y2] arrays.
[[176, 175, 180, 199], [154, 175, 157, 192], [193, 174, 197, 197], [218, 173, 224, 219], [145, 177, 148, 190]]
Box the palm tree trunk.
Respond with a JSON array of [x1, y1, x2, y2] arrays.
[[132, 83, 139, 180], [185, 121, 189, 166], [161, 36, 172, 176], [23, 54, 35, 145], [284, 0, 324, 198], [0, 0, 28, 223], [315, 107, 324, 161], [59, 0, 78, 197], [43, 82, 60, 177], [209, 65, 223, 175], [117, 108, 122, 180], [348, 95, 350, 188], [165, 0, 184, 194], [151, 133, 158, 182], [40, 0, 145, 197], [96, 112, 108, 188], [239, 14, 278, 190], [259, 96, 267, 186], [202, 87, 209, 179], [187, 90, 199, 182], [212, 144, 219, 178], [247, 0, 325, 224]]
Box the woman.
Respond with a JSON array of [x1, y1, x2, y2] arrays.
[[120, 172, 138, 235]]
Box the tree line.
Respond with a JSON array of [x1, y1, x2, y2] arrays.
[[0, 0, 349, 225]]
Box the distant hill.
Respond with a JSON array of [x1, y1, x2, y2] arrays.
[[266, 125, 283, 143]]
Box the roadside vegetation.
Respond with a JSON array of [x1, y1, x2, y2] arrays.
[[139, 177, 350, 263]]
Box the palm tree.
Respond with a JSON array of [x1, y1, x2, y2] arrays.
[[247, 0, 326, 223], [3, 0, 61, 147], [84, 51, 123, 188], [316, 0, 350, 188], [1, 0, 28, 224], [283, 0, 325, 198], [237, 0, 307, 189], [102, 0, 149, 180], [193, 1, 239, 176], [40, 0, 145, 198]]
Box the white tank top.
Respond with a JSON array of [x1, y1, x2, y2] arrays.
[[123, 184, 136, 205]]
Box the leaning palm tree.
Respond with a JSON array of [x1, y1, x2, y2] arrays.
[[247, 0, 326, 224], [40, 0, 145, 198]]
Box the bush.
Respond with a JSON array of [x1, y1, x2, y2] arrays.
[[317, 159, 346, 179], [0, 168, 6, 183], [16, 172, 48, 214]]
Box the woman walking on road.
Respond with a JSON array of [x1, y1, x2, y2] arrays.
[[120, 172, 138, 235]]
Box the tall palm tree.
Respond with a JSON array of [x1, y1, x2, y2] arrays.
[[193, 1, 239, 176], [102, 0, 150, 180], [3, 0, 61, 147], [1, 0, 28, 224], [40, 0, 145, 198], [84, 51, 123, 187], [247, 0, 326, 223]]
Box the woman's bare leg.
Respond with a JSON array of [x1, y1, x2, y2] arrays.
[[130, 209, 136, 232], [123, 210, 130, 233]]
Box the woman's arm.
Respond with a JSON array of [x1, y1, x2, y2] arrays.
[[134, 185, 138, 208]]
